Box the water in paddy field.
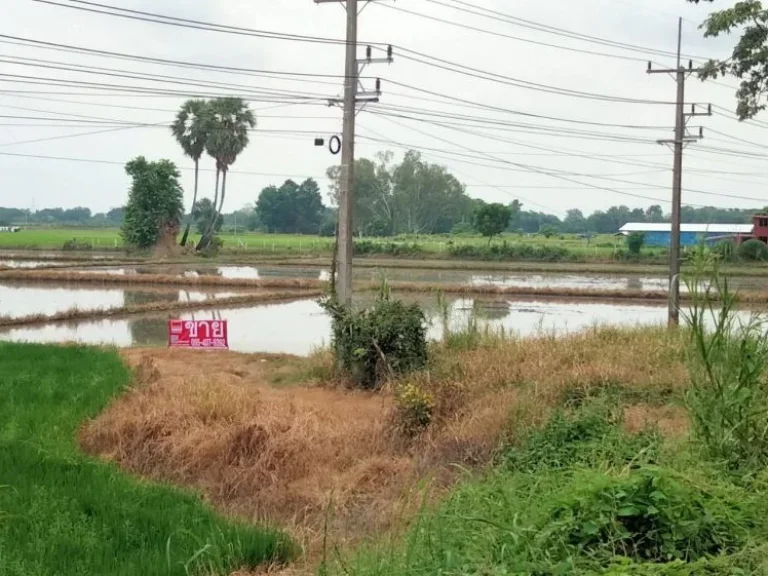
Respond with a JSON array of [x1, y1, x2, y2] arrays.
[[0, 284, 243, 318], [0, 296, 677, 355], [77, 263, 768, 292]]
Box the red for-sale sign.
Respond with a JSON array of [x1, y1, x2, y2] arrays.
[[168, 319, 228, 349]]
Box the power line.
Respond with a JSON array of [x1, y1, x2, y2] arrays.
[[31, 0, 372, 47], [0, 150, 331, 179], [392, 47, 679, 105], [374, 2, 648, 63], [428, 0, 710, 62], [32, 1, 678, 106], [0, 34, 350, 82]]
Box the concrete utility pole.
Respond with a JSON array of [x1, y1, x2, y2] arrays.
[[647, 17, 711, 327], [315, 0, 392, 304]]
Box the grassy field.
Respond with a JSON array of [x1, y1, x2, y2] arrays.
[[0, 343, 290, 575], [0, 227, 631, 257]]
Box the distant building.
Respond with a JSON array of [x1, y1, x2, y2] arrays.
[[619, 222, 755, 247]]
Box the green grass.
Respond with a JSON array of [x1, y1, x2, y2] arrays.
[[0, 343, 291, 576]]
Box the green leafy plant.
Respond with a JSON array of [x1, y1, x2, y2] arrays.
[[320, 288, 428, 389], [547, 469, 746, 563], [504, 400, 661, 472], [683, 252, 768, 471], [393, 382, 434, 437]]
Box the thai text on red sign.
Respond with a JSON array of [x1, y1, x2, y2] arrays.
[[168, 319, 228, 349]]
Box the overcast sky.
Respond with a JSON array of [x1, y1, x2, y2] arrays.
[[0, 0, 761, 216]]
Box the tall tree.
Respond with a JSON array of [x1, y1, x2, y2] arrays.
[[199, 97, 256, 249], [688, 0, 768, 118], [121, 156, 184, 249], [171, 99, 211, 246], [391, 151, 469, 234]]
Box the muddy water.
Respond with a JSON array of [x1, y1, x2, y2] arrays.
[[0, 296, 676, 355], [0, 284, 242, 318], [76, 263, 768, 292]]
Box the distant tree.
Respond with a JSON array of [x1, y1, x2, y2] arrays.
[[563, 209, 587, 233], [62, 207, 91, 222], [171, 99, 212, 246], [256, 178, 324, 234], [646, 204, 664, 223], [191, 198, 223, 235], [121, 156, 184, 249], [474, 203, 511, 244], [507, 199, 523, 231], [626, 232, 645, 255], [198, 97, 256, 249], [106, 206, 125, 224]]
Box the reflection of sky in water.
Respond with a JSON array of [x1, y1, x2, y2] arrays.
[[74, 263, 768, 293], [0, 285, 238, 318], [0, 298, 674, 356], [0, 285, 125, 318], [0, 260, 52, 268]]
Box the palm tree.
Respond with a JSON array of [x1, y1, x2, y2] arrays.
[[171, 99, 211, 246], [198, 97, 256, 249]]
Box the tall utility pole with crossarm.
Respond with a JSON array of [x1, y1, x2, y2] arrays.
[[315, 0, 392, 304], [647, 17, 711, 328]]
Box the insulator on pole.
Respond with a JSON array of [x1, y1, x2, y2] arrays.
[[387, 45, 393, 62], [366, 45, 372, 60], [375, 78, 381, 94]]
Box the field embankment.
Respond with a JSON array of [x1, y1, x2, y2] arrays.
[[0, 342, 291, 575]]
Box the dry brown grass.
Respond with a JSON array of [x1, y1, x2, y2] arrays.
[[80, 325, 690, 561], [0, 290, 320, 328]]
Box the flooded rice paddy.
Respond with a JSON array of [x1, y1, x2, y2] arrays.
[[59, 262, 767, 292], [2, 257, 765, 355], [0, 295, 679, 355]]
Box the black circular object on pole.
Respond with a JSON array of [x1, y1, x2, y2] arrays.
[[329, 135, 342, 155]]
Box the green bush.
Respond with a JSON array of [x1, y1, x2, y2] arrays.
[[321, 291, 428, 389], [447, 240, 576, 262], [353, 240, 425, 257], [737, 238, 768, 261], [450, 221, 476, 235], [627, 232, 645, 255], [62, 238, 92, 251]]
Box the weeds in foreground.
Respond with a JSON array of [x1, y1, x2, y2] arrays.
[[333, 400, 767, 576], [683, 251, 768, 472]]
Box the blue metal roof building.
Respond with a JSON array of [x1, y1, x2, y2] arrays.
[[619, 223, 755, 248]]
